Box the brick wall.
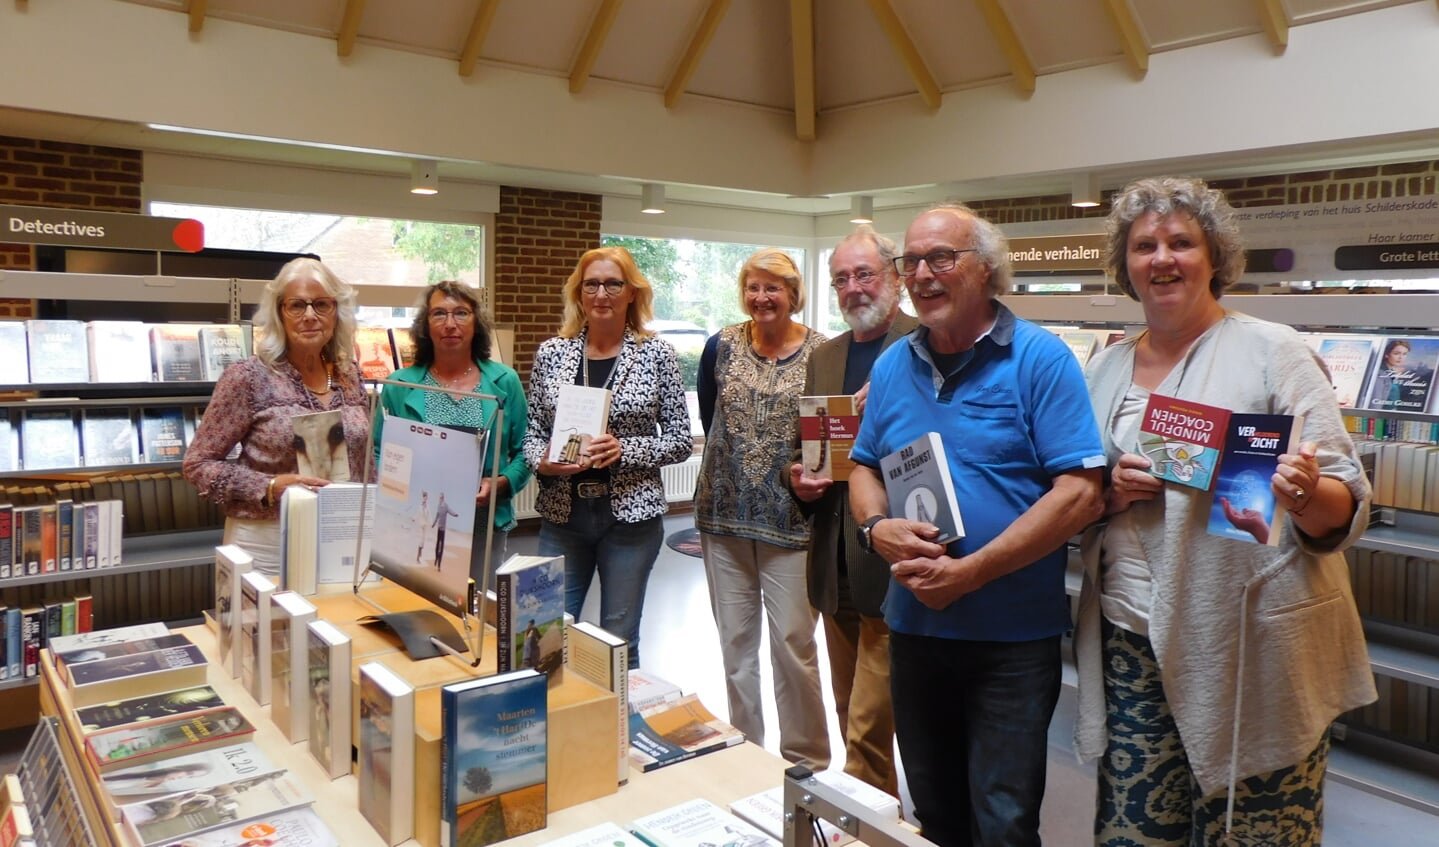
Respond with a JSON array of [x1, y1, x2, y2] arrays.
[[0, 135, 144, 317], [492, 186, 602, 384]]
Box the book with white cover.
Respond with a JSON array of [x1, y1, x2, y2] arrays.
[[197, 325, 247, 381], [238, 571, 275, 705], [812, 768, 903, 821], [214, 545, 253, 680], [48, 622, 169, 655], [879, 431, 964, 545], [86, 321, 153, 383], [540, 821, 646, 847], [25, 319, 89, 383], [306, 619, 352, 780], [128, 808, 336, 847], [0, 322, 28, 384], [627, 668, 683, 714], [279, 482, 377, 595], [358, 661, 416, 845], [729, 788, 853, 846], [269, 591, 317, 743], [20, 408, 79, 470], [567, 621, 629, 785], [80, 408, 139, 467], [629, 798, 779, 847], [101, 741, 281, 804], [547, 384, 612, 463]]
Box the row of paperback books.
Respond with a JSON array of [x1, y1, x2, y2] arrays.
[[0, 404, 194, 473], [3, 471, 224, 535], [0, 500, 124, 580], [1353, 440, 1439, 513], [43, 620, 337, 846], [1345, 415, 1439, 444], [0, 320, 250, 386], [1347, 548, 1439, 636], [1345, 671, 1439, 753], [1, 593, 93, 681]]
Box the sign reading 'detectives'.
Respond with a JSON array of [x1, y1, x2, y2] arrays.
[[2, 204, 204, 252]]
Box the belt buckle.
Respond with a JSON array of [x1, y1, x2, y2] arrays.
[[576, 481, 607, 499]]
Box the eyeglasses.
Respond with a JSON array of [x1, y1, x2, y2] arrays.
[[581, 279, 627, 295], [893, 249, 978, 276], [428, 308, 474, 324], [831, 270, 881, 289], [280, 297, 338, 318]]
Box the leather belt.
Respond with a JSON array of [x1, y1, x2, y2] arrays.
[[575, 481, 609, 499]]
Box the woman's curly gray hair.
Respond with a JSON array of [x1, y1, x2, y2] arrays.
[[1104, 176, 1246, 300]]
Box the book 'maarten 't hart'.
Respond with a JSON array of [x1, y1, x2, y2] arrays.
[[1137, 393, 1231, 491], [879, 431, 964, 545]]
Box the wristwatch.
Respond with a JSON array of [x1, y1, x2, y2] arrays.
[[857, 515, 884, 553]]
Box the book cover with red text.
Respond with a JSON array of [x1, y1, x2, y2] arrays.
[[1137, 393, 1231, 491]]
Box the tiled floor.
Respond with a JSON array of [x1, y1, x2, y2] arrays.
[[537, 512, 1439, 847]]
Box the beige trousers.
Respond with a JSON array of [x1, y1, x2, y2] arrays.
[[822, 608, 898, 796]]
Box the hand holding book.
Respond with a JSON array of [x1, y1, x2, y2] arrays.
[[1105, 452, 1164, 516]]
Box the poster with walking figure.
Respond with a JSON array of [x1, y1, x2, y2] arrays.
[[371, 414, 480, 617]]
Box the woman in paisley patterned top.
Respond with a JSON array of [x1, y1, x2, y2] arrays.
[[376, 281, 530, 589], [183, 258, 372, 577], [694, 248, 830, 770], [522, 246, 692, 667]]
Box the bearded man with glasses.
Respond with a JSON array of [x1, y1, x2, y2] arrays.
[[846, 205, 1106, 847]]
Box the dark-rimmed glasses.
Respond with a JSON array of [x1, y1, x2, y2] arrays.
[[893, 249, 978, 276], [581, 279, 627, 295], [280, 297, 338, 318]]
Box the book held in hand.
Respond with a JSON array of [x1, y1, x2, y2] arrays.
[[279, 481, 377, 595], [879, 431, 964, 544], [547, 384, 612, 463], [1137, 393, 1230, 491], [358, 661, 416, 845], [1206, 413, 1306, 547], [798, 395, 859, 482], [292, 409, 351, 482], [494, 554, 566, 675]]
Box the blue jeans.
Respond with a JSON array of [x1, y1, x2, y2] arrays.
[[890, 631, 1061, 847], [538, 499, 663, 667]]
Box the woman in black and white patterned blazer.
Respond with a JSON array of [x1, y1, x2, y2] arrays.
[[522, 246, 692, 667]]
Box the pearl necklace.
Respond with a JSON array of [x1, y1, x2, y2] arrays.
[[432, 364, 476, 390], [303, 363, 333, 395]]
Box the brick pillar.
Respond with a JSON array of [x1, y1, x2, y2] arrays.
[[0, 135, 144, 316], [492, 187, 602, 386]]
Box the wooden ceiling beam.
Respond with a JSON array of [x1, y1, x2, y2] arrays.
[[1103, 0, 1149, 74], [664, 0, 732, 109], [863, 0, 940, 110], [337, 0, 366, 58], [1258, 0, 1289, 50], [570, 0, 625, 94], [791, 0, 816, 141], [459, 0, 502, 77], [187, 0, 206, 34], [974, 0, 1035, 94]]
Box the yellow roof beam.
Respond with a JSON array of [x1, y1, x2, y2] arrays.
[[337, 0, 366, 58], [863, 0, 940, 110], [664, 0, 732, 108], [1104, 0, 1149, 74], [187, 0, 206, 34], [570, 0, 625, 94], [974, 0, 1035, 94], [459, 0, 503, 78], [1258, 0, 1288, 50], [791, 0, 816, 141]]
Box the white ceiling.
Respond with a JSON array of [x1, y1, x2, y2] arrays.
[[2, 0, 1437, 216]]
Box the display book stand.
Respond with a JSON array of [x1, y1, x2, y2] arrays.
[[780, 766, 926, 847], [345, 375, 508, 665]]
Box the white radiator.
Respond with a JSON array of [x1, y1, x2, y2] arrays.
[[511, 454, 702, 520]]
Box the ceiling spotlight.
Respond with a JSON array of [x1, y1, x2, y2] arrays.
[[641, 183, 666, 214], [849, 195, 875, 224], [1071, 173, 1100, 208], [411, 159, 439, 195]]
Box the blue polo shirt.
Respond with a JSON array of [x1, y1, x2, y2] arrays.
[[850, 303, 1104, 641]]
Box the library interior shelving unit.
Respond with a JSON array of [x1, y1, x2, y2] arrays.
[[1015, 291, 1439, 816]]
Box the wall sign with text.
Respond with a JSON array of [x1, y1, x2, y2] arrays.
[[3, 204, 204, 252]]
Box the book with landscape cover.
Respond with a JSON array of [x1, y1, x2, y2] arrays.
[[1362, 336, 1439, 414], [879, 431, 964, 545], [306, 619, 352, 780], [67, 643, 209, 708], [270, 591, 317, 743], [494, 554, 566, 675], [1137, 393, 1231, 491], [151, 324, 205, 382], [85, 706, 256, 774], [197, 324, 247, 381], [139, 406, 187, 462], [76, 685, 226, 735], [24, 319, 89, 383], [1206, 413, 1306, 547], [80, 407, 140, 467], [440, 668, 548, 847], [239, 571, 276, 705], [567, 621, 630, 785], [1315, 334, 1379, 408], [629, 798, 777, 847], [279, 482, 377, 595], [119, 769, 313, 847], [798, 395, 860, 482], [55, 632, 193, 685], [628, 693, 743, 773], [0, 322, 28, 385], [20, 408, 79, 470], [358, 661, 416, 845], [292, 409, 351, 482], [355, 326, 398, 381], [102, 741, 281, 804], [215, 544, 253, 680], [86, 320, 153, 383], [135, 808, 337, 847], [547, 384, 612, 464]]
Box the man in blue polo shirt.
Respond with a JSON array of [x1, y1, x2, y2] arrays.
[[848, 204, 1105, 847]]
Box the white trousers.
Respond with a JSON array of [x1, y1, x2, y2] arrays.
[[700, 531, 831, 770], [223, 517, 282, 580]]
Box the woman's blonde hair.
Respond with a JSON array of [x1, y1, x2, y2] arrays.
[[737, 248, 804, 315], [253, 257, 358, 368], [559, 246, 656, 339]]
